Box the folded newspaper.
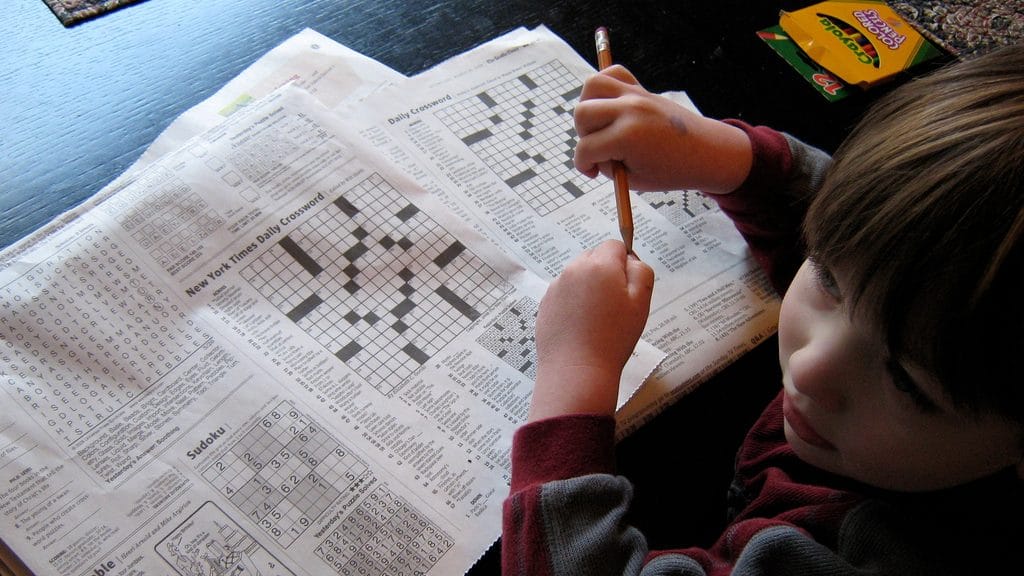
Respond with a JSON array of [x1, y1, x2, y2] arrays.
[[0, 26, 778, 576]]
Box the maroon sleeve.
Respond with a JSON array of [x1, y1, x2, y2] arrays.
[[712, 121, 812, 295], [508, 413, 616, 491], [502, 414, 616, 575]]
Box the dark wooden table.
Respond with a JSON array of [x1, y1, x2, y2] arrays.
[[2, 0, 930, 252], [0, 1, 948, 574]]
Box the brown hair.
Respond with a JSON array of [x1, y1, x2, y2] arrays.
[[804, 44, 1024, 421]]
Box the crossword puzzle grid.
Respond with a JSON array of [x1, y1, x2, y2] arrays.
[[643, 190, 717, 227], [476, 296, 539, 380], [240, 173, 509, 396], [315, 483, 453, 576], [202, 402, 370, 548], [435, 60, 602, 215]]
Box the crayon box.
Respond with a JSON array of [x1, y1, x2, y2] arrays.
[[777, 0, 943, 89]]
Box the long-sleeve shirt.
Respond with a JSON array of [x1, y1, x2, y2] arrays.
[[501, 122, 1024, 576]]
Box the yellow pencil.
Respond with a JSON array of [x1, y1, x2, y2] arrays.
[[594, 26, 634, 253]]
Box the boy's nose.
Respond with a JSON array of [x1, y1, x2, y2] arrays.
[[786, 344, 847, 413]]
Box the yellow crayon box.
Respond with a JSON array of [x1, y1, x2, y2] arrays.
[[779, 0, 943, 88]]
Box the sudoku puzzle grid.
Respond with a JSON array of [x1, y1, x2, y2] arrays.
[[202, 402, 363, 548], [240, 173, 510, 396], [435, 60, 602, 215], [201, 401, 453, 574]]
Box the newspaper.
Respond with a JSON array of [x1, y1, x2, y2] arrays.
[[0, 27, 778, 576], [115, 28, 407, 184], [347, 26, 780, 435]]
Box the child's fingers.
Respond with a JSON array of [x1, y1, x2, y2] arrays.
[[579, 67, 637, 102], [573, 135, 621, 180], [601, 64, 640, 85], [591, 238, 626, 259], [625, 255, 655, 299], [573, 98, 624, 137], [572, 101, 628, 176], [590, 240, 653, 304]]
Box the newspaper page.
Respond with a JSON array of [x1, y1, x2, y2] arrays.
[[348, 26, 782, 435], [115, 28, 407, 185], [0, 84, 664, 576], [86, 24, 780, 432]]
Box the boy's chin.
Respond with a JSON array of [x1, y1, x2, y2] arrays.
[[783, 428, 848, 477]]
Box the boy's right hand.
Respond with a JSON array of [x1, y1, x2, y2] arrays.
[[573, 65, 753, 195], [527, 240, 654, 421]]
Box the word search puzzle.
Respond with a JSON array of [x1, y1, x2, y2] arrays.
[[0, 228, 207, 449], [240, 173, 511, 396], [435, 61, 602, 215]]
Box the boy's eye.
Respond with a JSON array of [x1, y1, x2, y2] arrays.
[[885, 358, 939, 413], [809, 259, 842, 300]]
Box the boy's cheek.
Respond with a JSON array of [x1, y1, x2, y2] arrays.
[[776, 275, 811, 364]]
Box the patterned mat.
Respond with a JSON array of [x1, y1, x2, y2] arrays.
[[891, 1, 1023, 58], [43, 0, 145, 26]]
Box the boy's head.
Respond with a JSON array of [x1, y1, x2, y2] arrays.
[[778, 44, 1024, 491]]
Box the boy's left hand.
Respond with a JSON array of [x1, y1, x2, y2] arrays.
[[573, 65, 752, 196]]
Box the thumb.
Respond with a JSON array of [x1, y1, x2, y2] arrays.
[[625, 253, 655, 298]]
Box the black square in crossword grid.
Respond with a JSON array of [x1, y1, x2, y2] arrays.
[[435, 60, 603, 216], [240, 173, 511, 396], [476, 297, 538, 380]]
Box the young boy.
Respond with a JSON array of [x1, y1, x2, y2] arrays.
[[503, 45, 1024, 574]]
